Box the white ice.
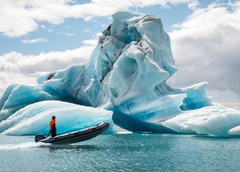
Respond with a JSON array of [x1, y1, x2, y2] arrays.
[[0, 100, 114, 135]]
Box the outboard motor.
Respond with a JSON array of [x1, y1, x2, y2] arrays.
[[35, 134, 46, 142]]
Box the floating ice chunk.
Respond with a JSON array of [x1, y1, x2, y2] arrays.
[[162, 103, 240, 136], [228, 126, 240, 136], [1, 101, 114, 135]]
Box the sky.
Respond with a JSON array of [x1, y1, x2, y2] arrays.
[[0, 0, 240, 103]]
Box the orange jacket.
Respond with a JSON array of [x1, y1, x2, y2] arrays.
[[50, 119, 55, 130]]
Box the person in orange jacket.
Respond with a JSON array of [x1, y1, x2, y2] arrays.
[[49, 116, 57, 137]]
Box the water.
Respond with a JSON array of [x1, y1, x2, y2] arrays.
[[1, 102, 240, 172], [1, 134, 240, 172]]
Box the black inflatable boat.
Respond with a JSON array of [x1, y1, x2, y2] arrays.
[[35, 122, 109, 144]]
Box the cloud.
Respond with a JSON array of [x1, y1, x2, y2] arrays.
[[22, 38, 48, 44], [187, 0, 198, 10], [0, 46, 94, 97], [168, 1, 240, 97], [0, 46, 94, 74], [82, 39, 98, 46], [0, 0, 197, 37], [56, 32, 75, 36]]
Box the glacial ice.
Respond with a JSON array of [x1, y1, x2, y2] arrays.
[[162, 103, 240, 137], [0, 11, 240, 137], [0, 100, 114, 135]]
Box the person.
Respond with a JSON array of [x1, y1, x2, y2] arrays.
[[49, 116, 57, 137]]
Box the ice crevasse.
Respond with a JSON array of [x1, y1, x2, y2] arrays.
[[1, 11, 240, 137]]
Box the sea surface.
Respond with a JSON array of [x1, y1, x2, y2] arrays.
[[1, 133, 240, 172], [1, 102, 240, 172]]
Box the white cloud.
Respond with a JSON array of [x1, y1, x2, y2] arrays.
[[56, 32, 75, 36], [0, 46, 94, 97], [0, 0, 197, 37], [22, 38, 48, 44], [187, 0, 199, 10], [168, 1, 240, 97], [82, 39, 98, 46], [0, 46, 94, 74]]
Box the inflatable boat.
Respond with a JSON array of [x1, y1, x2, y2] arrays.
[[35, 122, 109, 144]]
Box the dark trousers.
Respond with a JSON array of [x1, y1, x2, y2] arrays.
[[51, 124, 57, 137]]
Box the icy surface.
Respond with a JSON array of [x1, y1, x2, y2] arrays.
[[162, 103, 240, 137], [1, 101, 114, 135], [0, 11, 239, 137]]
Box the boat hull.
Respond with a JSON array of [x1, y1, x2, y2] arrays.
[[35, 122, 109, 144]]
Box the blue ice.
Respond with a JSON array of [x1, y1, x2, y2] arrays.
[[0, 101, 114, 135], [1, 11, 240, 137]]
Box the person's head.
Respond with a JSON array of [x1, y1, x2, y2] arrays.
[[52, 116, 56, 120]]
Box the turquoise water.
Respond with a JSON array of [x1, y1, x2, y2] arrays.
[[0, 134, 240, 172]]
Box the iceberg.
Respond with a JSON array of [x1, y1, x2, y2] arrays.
[[0, 11, 239, 137], [0, 100, 114, 135], [162, 103, 240, 137]]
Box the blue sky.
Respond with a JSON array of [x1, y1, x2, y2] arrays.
[[0, 0, 240, 102], [0, 1, 193, 55]]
